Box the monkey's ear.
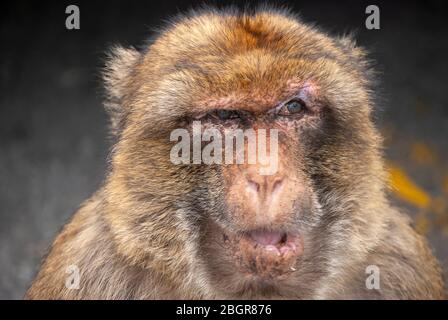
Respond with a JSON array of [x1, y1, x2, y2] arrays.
[[103, 45, 141, 135]]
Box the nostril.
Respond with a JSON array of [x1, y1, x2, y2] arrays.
[[272, 179, 283, 195], [247, 180, 260, 193]]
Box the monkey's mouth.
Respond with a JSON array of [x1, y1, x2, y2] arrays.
[[222, 229, 303, 279]]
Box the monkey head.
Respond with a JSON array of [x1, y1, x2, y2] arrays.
[[102, 8, 386, 298]]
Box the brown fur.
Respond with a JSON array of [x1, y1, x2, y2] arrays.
[[26, 7, 444, 299]]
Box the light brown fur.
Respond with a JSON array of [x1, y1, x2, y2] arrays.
[[26, 7, 444, 299]]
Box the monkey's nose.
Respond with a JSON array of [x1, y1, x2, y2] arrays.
[[246, 175, 284, 202]]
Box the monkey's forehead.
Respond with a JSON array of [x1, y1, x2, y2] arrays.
[[138, 9, 363, 92], [144, 9, 351, 74]]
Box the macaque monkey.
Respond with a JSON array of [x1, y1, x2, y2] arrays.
[[26, 7, 444, 299]]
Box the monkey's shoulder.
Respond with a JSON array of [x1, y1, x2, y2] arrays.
[[362, 209, 444, 299]]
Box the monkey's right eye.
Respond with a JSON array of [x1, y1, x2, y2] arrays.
[[212, 110, 241, 121]]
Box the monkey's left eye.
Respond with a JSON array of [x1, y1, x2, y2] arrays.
[[278, 99, 308, 116]]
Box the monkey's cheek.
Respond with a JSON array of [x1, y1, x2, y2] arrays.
[[230, 236, 304, 279]]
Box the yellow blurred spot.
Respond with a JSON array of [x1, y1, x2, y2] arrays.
[[388, 164, 431, 209], [410, 142, 438, 166], [415, 213, 430, 235]]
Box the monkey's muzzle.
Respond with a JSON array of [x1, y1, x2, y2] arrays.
[[223, 229, 303, 279]]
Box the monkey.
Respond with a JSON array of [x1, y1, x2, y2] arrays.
[[26, 6, 444, 299]]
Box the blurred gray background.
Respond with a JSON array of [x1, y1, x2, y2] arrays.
[[1, 0, 447, 299]]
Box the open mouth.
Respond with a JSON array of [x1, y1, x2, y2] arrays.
[[247, 230, 299, 256], [222, 229, 303, 279]]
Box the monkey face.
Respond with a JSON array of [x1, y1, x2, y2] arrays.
[[192, 81, 325, 286], [106, 10, 381, 297], [190, 83, 322, 279]]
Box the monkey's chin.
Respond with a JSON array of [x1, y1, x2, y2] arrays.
[[223, 229, 304, 280]]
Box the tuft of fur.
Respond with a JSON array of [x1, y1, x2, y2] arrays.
[[103, 46, 141, 135], [26, 6, 444, 300]]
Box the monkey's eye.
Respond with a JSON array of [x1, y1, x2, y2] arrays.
[[212, 109, 241, 121], [278, 99, 308, 116]]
